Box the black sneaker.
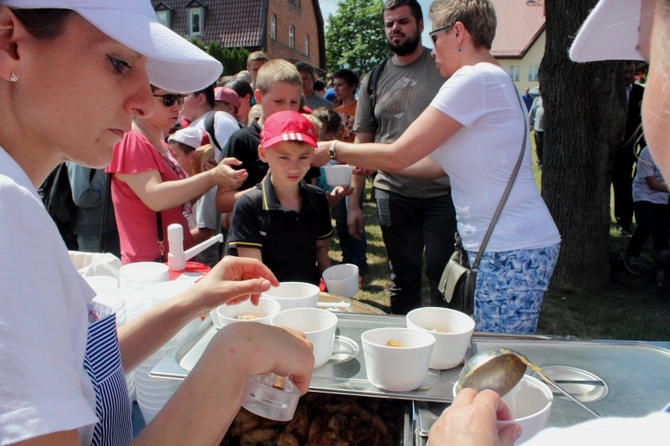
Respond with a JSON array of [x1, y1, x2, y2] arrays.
[[621, 253, 640, 275]]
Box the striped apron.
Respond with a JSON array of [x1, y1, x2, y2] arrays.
[[84, 313, 132, 445]]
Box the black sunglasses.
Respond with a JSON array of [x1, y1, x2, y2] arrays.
[[429, 23, 455, 44], [153, 93, 184, 107]]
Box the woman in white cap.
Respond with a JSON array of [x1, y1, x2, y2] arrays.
[[426, 0, 670, 445], [0, 2, 314, 445]]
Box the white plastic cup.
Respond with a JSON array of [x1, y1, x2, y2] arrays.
[[261, 282, 320, 311], [322, 264, 359, 298], [406, 307, 475, 370], [212, 297, 281, 328], [271, 308, 338, 368], [361, 327, 435, 392], [452, 375, 553, 444], [323, 165, 353, 186]]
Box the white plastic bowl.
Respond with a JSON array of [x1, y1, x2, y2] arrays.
[[261, 282, 320, 311], [406, 307, 475, 370], [322, 264, 359, 298], [119, 262, 169, 290], [361, 327, 435, 392]]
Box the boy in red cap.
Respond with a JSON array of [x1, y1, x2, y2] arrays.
[[227, 111, 333, 285]]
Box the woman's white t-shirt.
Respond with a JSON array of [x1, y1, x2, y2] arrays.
[[429, 63, 560, 252], [0, 148, 98, 445]]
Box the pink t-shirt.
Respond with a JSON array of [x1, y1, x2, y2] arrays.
[[107, 130, 194, 263]]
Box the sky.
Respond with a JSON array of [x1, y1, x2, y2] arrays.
[[318, 0, 435, 48]]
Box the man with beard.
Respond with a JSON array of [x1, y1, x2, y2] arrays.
[[348, 0, 456, 314]]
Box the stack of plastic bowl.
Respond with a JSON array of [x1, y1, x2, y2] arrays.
[[134, 280, 199, 424]]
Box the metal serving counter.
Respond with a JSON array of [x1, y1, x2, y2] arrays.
[[152, 313, 670, 444]]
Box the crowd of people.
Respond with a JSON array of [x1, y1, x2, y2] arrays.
[[5, 0, 669, 443]]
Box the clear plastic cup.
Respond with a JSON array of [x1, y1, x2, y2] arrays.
[[240, 373, 300, 421]]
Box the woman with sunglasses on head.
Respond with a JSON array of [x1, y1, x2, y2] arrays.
[[107, 85, 248, 264], [315, 0, 560, 335], [0, 2, 314, 445]]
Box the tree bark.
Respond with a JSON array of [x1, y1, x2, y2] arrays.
[[540, 0, 627, 290]]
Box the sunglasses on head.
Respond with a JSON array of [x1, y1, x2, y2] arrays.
[[429, 23, 455, 44], [153, 93, 184, 107]]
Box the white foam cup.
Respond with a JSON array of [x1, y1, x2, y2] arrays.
[[406, 307, 475, 370], [271, 308, 338, 368], [261, 282, 320, 311], [322, 264, 359, 298]]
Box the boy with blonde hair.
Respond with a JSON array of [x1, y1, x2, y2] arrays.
[[216, 59, 302, 214], [227, 111, 333, 284]]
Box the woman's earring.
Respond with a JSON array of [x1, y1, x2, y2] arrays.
[[10, 73, 18, 82], [457, 48, 462, 53]]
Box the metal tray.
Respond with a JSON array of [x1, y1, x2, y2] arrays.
[[152, 313, 461, 403], [413, 337, 670, 440]]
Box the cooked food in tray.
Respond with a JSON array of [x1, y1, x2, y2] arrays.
[[220, 393, 404, 446]]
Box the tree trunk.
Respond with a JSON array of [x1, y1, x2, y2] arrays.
[[540, 0, 627, 290]]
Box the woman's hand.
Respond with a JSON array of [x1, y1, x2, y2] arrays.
[[205, 322, 314, 394], [209, 157, 248, 190], [326, 185, 353, 207], [427, 389, 521, 446], [313, 141, 334, 167], [190, 256, 279, 311]]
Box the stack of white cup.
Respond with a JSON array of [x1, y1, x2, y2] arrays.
[[133, 280, 199, 423]]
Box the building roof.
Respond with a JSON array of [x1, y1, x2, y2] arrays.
[[491, 0, 545, 58], [152, 0, 267, 48]]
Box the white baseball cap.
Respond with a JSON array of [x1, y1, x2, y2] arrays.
[[569, 0, 652, 62], [168, 127, 207, 150], [1, 0, 222, 92]]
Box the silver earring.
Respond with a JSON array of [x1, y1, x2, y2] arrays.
[[10, 73, 18, 82], [457, 48, 462, 53]]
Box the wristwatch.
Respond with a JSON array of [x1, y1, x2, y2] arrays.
[[328, 140, 338, 160]]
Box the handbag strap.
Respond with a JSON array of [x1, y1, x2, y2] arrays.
[[470, 80, 528, 271]]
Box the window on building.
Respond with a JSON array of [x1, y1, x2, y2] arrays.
[[289, 25, 295, 49], [288, 0, 301, 10], [271, 15, 277, 40], [155, 4, 173, 27], [528, 65, 540, 82], [305, 35, 310, 56], [187, 6, 204, 36], [509, 65, 520, 81]]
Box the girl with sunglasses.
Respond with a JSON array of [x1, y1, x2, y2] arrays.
[[107, 85, 249, 264], [0, 2, 314, 444]]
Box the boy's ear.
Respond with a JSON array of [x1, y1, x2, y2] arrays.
[[258, 144, 268, 162], [0, 7, 23, 83], [254, 89, 262, 105]]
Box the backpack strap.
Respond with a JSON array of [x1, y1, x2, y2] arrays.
[[367, 59, 388, 130], [204, 112, 220, 152]]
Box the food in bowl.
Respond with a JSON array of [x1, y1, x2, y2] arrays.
[[237, 314, 262, 321], [385, 339, 402, 347]]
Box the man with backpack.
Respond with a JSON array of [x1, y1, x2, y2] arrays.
[[349, 0, 457, 314]]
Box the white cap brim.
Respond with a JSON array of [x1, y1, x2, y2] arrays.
[[569, 0, 645, 62], [2, 0, 222, 92]]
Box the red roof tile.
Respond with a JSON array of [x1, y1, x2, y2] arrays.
[[491, 0, 545, 58]]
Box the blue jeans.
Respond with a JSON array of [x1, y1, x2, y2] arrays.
[[332, 193, 367, 266], [375, 188, 457, 314], [467, 243, 560, 334]]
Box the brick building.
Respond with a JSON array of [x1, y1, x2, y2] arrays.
[[151, 0, 326, 71]]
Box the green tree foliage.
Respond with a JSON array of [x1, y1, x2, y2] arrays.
[[325, 0, 391, 75], [190, 39, 249, 77]]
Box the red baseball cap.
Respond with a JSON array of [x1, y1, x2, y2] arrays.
[[214, 87, 241, 108], [260, 111, 318, 149]]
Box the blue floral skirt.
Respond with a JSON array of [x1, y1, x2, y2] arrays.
[[466, 243, 560, 334]]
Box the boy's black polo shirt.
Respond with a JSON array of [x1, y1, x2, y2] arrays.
[[227, 174, 333, 285]]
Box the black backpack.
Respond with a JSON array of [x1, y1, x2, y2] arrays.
[[39, 163, 94, 249], [367, 59, 388, 129]]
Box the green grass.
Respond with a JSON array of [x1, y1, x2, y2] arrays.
[[329, 144, 670, 341]]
